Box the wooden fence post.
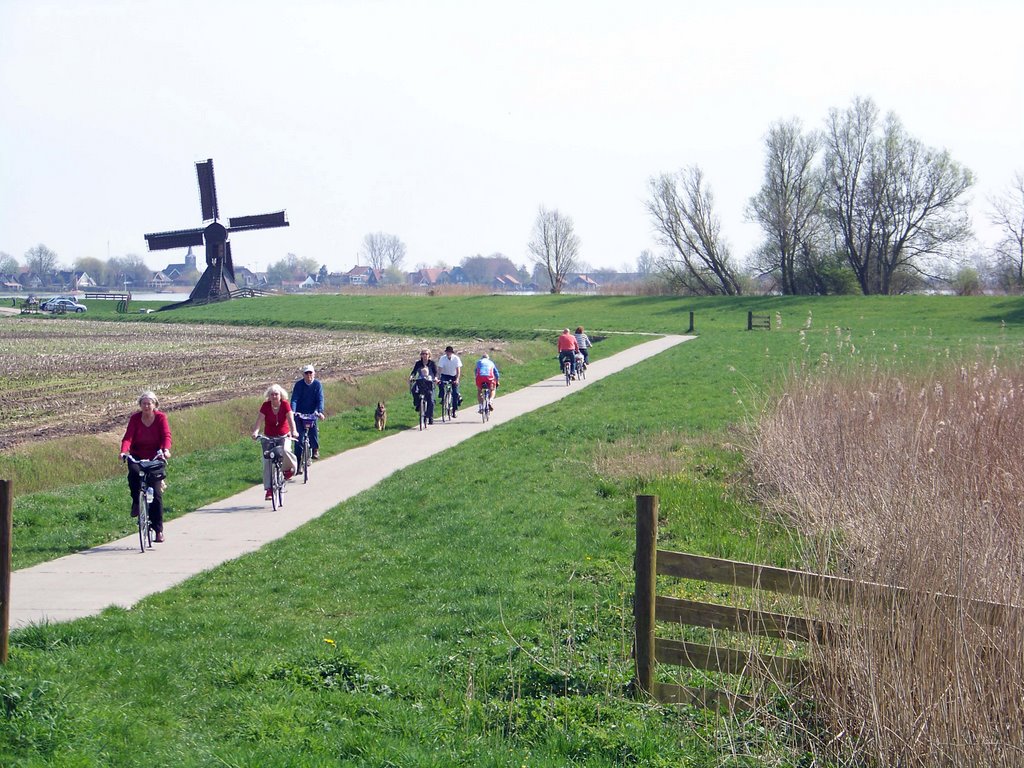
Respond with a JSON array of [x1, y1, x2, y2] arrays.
[[0, 479, 12, 665], [634, 494, 658, 697], [687, 311, 694, 334], [747, 311, 753, 331]]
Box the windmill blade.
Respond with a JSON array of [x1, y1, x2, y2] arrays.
[[144, 228, 205, 251], [196, 158, 219, 221], [228, 210, 289, 232]]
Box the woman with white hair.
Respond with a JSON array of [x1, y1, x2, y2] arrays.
[[119, 390, 172, 542], [251, 383, 298, 501]]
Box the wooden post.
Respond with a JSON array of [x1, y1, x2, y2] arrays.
[[687, 311, 694, 334], [634, 494, 658, 697], [0, 479, 12, 665], [747, 310, 753, 331]]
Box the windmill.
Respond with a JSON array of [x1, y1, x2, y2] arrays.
[[144, 158, 289, 304]]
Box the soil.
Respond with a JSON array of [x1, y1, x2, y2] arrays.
[[0, 317, 455, 451]]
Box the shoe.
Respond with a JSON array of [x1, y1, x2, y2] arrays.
[[131, 502, 139, 518], [452, 412, 457, 418], [312, 450, 320, 460], [284, 469, 294, 481], [154, 531, 165, 543], [428, 419, 433, 425], [488, 404, 494, 411], [265, 489, 273, 500]]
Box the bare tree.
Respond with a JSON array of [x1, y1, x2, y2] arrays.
[[646, 166, 742, 295], [0, 251, 18, 275], [527, 206, 580, 294], [360, 232, 406, 271], [989, 171, 1024, 291], [636, 249, 656, 275], [822, 97, 974, 295], [24, 243, 59, 276], [748, 119, 828, 294]]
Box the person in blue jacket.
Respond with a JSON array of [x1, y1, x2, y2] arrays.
[[290, 364, 325, 462]]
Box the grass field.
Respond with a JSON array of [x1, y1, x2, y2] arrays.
[[2, 294, 1023, 766]]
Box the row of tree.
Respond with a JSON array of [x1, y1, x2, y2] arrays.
[[0, 245, 157, 287], [648, 97, 1024, 295]]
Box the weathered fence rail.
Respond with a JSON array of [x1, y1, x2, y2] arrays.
[[631, 495, 1019, 710]]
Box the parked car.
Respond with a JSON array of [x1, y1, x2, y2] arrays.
[[41, 297, 87, 313]]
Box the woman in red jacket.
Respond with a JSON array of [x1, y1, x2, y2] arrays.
[[251, 384, 298, 500], [119, 390, 172, 542]]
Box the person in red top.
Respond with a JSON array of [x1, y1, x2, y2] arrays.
[[251, 384, 298, 500], [119, 390, 172, 542], [557, 327, 580, 378]]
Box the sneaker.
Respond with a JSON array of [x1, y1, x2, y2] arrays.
[[265, 489, 273, 500], [131, 502, 139, 518], [428, 419, 433, 425], [451, 411, 457, 418], [154, 531, 165, 543], [312, 450, 320, 460], [488, 404, 494, 411], [284, 469, 294, 481]]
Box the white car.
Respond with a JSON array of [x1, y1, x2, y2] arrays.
[[41, 297, 87, 313]]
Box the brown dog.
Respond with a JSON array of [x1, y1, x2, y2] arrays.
[[374, 402, 387, 431]]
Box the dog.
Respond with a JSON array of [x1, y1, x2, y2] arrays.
[[374, 401, 387, 431]]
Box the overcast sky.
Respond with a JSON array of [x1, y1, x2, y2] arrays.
[[2, 0, 1021, 275]]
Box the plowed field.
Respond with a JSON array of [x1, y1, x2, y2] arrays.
[[0, 318, 449, 450]]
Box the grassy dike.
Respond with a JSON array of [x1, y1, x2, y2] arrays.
[[2, 294, 1024, 765]]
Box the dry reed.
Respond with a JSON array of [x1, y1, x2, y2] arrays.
[[750, 359, 1024, 766]]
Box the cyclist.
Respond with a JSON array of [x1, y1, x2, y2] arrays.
[[557, 328, 579, 378], [574, 326, 592, 365], [290, 364, 325, 462], [119, 390, 172, 543], [475, 352, 499, 412], [410, 349, 438, 425], [436, 345, 463, 417], [251, 384, 298, 500]]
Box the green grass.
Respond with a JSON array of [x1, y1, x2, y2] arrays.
[[3, 294, 1024, 765]]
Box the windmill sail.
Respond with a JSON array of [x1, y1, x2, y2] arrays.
[[196, 159, 219, 222], [228, 211, 289, 232], [144, 228, 205, 251]]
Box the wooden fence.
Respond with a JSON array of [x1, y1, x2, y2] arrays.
[[747, 311, 770, 331], [632, 495, 1017, 710]]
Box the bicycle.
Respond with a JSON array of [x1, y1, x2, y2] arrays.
[[294, 412, 318, 484], [123, 450, 166, 553], [478, 385, 493, 423], [438, 380, 456, 422], [563, 357, 573, 386], [259, 435, 287, 510], [575, 356, 587, 381]]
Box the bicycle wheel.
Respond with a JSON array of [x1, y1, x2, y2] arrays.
[[564, 361, 572, 386], [419, 396, 428, 430], [271, 462, 282, 510], [137, 491, 150, 553], [481, 391, 490, 423], [301, 437, 310, 484], [577, 362, 586, 381], [441, 387, 452, 423]]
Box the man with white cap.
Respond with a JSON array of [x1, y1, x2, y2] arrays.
[[290, 364, 325, 462]]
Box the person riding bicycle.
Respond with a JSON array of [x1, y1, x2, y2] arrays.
[[557, 328, 579, 378], [410, 349, 438, 425], [436, 345, 463, 417], [119, 390, 172, 543], [574, 326, 592, 365], [290, 364, 325, 462], [475, 353, 499, 412], [251, 384, 298, 500]]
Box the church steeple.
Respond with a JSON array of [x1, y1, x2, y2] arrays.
[[185, 246, 197, 271]]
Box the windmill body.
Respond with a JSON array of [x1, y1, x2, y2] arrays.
[[144, 159, 288, 304]]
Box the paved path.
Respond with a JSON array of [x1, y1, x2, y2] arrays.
[[8, 335, 693, 628]]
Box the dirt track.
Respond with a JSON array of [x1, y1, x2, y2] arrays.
[[0, 317, 451, 450]]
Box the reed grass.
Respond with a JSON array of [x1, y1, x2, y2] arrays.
[[751, 357, 1024, 766]]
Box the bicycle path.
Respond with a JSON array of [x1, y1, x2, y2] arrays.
[[8, 334, 693, 628]]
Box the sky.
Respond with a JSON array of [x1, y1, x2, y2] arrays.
[[2, 0, 1022, 276]]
